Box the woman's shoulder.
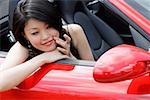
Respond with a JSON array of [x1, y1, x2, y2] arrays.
[[8, 41, 28, 57], [63, 24, 84, 47], [63, 24, 84, 40], [1, 42, 29, 68], [63, 24, 83, 34], [12, 42, 28, 50], [63, 23, 81, 28]]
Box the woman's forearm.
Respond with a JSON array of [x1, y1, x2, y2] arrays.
[[0, 56, 44, 92]]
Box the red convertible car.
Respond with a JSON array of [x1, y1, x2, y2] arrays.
[[0, 0, 150, 99]]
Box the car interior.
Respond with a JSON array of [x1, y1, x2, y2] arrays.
[[58, 0, 124, 60], [93, 0, 150, 50]]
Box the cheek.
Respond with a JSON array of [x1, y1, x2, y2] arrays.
[[24, 33, 40, 45], [29, 38, 40, 46], [55, 32, 59, 38], [49, 30, 60, 38]]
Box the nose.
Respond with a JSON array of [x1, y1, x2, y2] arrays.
[[41, 30, 50, 40]]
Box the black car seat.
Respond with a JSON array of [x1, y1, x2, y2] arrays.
[[0, 0, 10, 51], [9, 0, 20, 31], [58, 0, 124, 60], [0, 0, 18, 51]]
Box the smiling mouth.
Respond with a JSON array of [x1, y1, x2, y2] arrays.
[[42, 40, 54, 46]]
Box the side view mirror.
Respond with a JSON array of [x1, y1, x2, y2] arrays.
[[93, 44, 150, 82]]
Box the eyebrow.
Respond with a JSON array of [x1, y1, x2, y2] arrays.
[[27, 28, 38, 32]]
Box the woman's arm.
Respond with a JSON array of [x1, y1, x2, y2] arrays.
[[0, 42, 29, 71], [0, 42, 68, 92], [0, 42, 43, 91], [63, 24, 94, 61]]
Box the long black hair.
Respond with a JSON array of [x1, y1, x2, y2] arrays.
[[13, 0, 63, 47], [12, 0, 79, 58]]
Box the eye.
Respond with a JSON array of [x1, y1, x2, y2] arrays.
[[31, 32, 39, 35]]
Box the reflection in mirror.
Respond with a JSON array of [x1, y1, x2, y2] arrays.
[[94, 60, 149, 83], [93, 44, 150, 83]]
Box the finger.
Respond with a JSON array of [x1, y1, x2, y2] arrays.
[[56, 39, 69, 49], [57, 54, 69, 59], [60, 55, 70, 59], [57, 47, 69, 55], [54, 37, 65, 43], [54, 37, 67, 47], [63, 34, 71, 43], [52, 55, 69, 63]]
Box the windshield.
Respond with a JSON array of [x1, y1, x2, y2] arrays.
[[135, 0, 150, 12], [125, 0, 150, 20]]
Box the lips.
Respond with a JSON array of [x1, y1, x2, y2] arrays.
[[42, 40, 54, 46]]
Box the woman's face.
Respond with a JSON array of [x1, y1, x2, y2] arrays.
[[24, 18, 59, 52]]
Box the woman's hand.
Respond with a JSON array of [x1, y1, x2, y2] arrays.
[[34, 50, 69, 66], [54, 34, 71, 56]]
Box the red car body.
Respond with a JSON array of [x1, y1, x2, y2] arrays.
[[0, 44, 149, 99]]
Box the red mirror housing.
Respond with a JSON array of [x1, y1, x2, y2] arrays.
[[93, 44, 150, 83]]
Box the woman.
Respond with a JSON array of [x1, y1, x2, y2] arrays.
[[0, 0, 94, 92]]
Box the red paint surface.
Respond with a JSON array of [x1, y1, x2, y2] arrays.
[[128, 74, 150, 94], [17, 63, 74, 89], [1, 65, 148, 99]]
